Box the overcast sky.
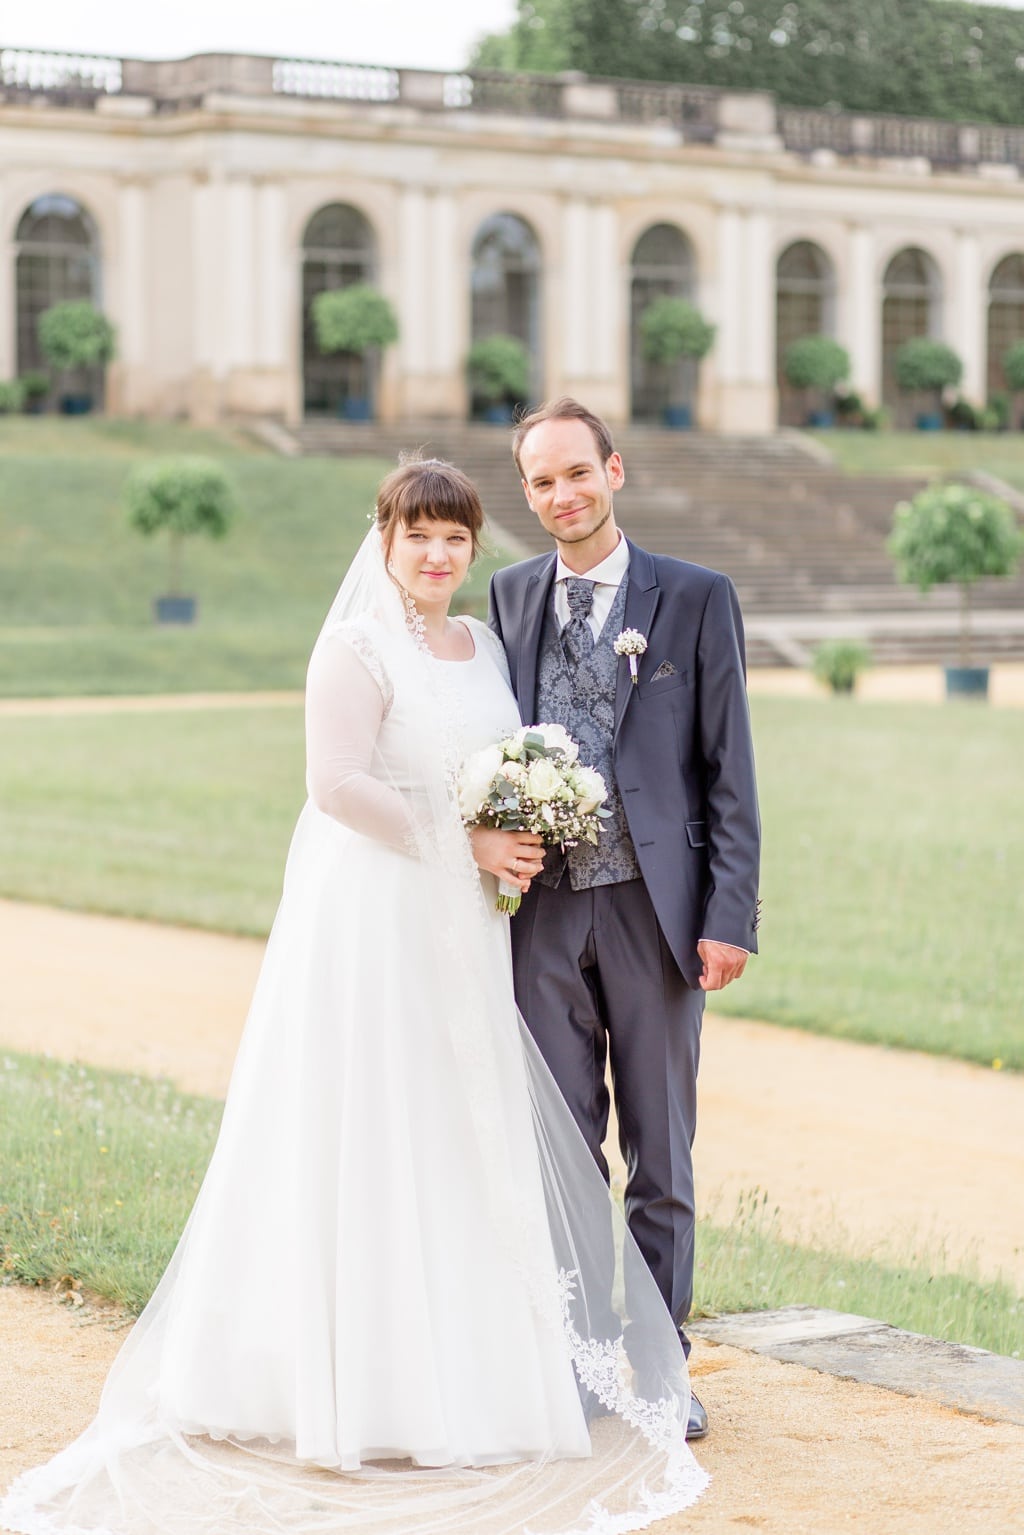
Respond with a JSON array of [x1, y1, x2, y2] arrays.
[[0, 0, 520, 72], [3, 0, 1024, 72]]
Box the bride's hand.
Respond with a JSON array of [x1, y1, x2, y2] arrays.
[[469, 827, 545, 892]]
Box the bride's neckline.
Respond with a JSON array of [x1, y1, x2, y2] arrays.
[[426, 616, 478, 665]]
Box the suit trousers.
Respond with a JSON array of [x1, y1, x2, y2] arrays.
[[510, 874, 704, 1360]]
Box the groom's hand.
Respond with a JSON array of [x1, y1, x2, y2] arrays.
[[697, 939, 749, 992], [470, 827, 545, 892]]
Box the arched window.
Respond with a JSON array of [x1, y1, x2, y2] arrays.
[[987, 254, 1024, 406], [629, 223, 694, 422], [882, 248, 941, 415], [301, 203, 376, 416], [775, 241, 836, 426], [16, 194, 101, 397], [470, 213, 541, 414]]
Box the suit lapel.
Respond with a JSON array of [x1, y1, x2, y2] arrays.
[[517, 556, 557, 723], [614, 541, 660, 741]]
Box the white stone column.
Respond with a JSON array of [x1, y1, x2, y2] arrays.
[[591, 202, 626, 422], [713, 204, 774, 432], [398, 184, 430, 377], [954, 228, 984, 405], [714, 206, 743, 386], [114, 178, 147, 412], [224, 177, 256, 376], [255, 180, 288, 370], [561, 197, 590, 380], [846, 223, 879, 405], [0, 240, 16, 380], [190, 170, 226, 422]]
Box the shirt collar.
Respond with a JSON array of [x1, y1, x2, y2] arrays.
[[555, 532, 629, 587]]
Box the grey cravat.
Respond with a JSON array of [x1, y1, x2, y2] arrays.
[[562, 577, 596, 668]]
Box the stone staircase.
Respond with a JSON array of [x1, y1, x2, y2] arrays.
[[288, 420, 1024, 667]]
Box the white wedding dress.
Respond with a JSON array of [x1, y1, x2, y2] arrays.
[[1, 532, 708, 1535]]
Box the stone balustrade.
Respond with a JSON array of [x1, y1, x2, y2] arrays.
[[3, 45, 1024, 169]]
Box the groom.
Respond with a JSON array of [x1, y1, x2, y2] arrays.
[[481, 398, 760, 1441]]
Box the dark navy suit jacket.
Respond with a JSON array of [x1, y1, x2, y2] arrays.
[[489, 538, 761, 989]]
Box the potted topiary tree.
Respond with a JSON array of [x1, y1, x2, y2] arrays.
[[466, 334, 532, 423], [37, 301, 116, 414], [783, 336, 851, 428], [888, 481, 1022, 699], [638, 296, 715, 429], [894, 338, 962, 431], [311, 284, 399, 421], [1002, 342, 1024, 431], [125, 457, 238, 625], [0, 380, 26, 415], [811, 638, 872, 695], [19, 371, 50, 414]]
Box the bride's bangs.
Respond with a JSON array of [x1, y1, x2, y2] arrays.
[[378, 458, 484, 553]]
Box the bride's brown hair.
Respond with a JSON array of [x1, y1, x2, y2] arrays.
[[375, 457, 484, 557]]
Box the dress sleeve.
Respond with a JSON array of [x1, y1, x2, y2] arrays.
[[304, 628, 416, 854]]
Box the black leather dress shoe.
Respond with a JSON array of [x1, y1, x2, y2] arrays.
[[686, 1391, 708, 1441]]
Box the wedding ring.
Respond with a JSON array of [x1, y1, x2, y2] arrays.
[[512, 858, 520, 874]]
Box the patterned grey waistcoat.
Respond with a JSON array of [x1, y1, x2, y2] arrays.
[[535, 580, 642, 890]]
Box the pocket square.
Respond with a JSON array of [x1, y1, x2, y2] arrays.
[[651, 660, 678, 681]]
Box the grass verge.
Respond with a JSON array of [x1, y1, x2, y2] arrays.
[[2, 1053, 1019, 1355], [2, 694, 1021, 1068], [812, 427, 1024, 491], [0, 421, 510, 696]]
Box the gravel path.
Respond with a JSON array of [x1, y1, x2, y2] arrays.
[[2, 898, 1022, 1533]]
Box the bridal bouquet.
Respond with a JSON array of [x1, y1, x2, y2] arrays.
[[460, 724, 610, 915]]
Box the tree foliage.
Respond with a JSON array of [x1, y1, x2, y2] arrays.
[[889, 482, 1021, 593], [782, 335, 850, 392], [894, 338, 963, 395], [471, 1, 1024, 126], [466, 334, 532, 401], [311, 285, 399, 357], [639, 296, 715, 363], [38, 302, 116, 371]]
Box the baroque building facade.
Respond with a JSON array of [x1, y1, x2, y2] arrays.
[[2, 47, 1024, 432]]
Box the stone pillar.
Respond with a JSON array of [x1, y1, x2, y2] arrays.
[[555, 198, 623, 421], [846, 223, 879, 406], [954, 228, 984, 405], [190, 170, 226, 422], [0, 237, 16, 380], [112, 178, 148, 414], [396, 187, 464, 419], [713, 205, 775, 433]]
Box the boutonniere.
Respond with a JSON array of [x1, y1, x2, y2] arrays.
[[613, 628, 648, 685]]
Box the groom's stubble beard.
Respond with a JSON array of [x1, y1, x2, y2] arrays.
[[551, 487, 615, 550]]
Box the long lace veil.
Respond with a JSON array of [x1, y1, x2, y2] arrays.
[[1, 526, 709, 1535]]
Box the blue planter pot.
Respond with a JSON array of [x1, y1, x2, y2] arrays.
[[945, 666, 989, 700], [806, 409, 835, 428], [483, 403, 514, 424], [60, 394, 93, 416], [155, 595, 197, 626], [338, 396, 372, 422], [915, 412, 943, 431], [663, 404, 692, 431]]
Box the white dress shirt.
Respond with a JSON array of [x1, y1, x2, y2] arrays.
[[554, 533, 630, 638]]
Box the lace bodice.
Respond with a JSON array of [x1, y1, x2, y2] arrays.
[[305, 615, 520, 852]]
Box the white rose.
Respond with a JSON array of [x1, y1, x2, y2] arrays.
[[459, 743, 503, 818], [572, 765, 607, 815], [502, 760, 527, 786], [535, 723, 579, 763], [526, 756, 565, 803]]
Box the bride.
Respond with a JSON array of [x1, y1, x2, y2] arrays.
[[1, 459, 708, 1535]]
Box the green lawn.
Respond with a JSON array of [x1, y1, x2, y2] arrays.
[[2, 1052, 1019, 1352], [812, 427, 1024, 492], [0, 420, 509, 696], [1, 694, 1021, 1070]]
